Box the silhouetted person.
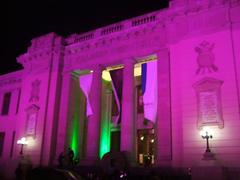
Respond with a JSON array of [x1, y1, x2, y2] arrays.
[[144, 154, 152, 167], [68, 148, 74, 166], [74, 157, 79, 166], [15, 164, 23, 180]]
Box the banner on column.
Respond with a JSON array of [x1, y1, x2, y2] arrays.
[[79, 73, 93, 117], [110, 68, 123, 125], [141, 60, 158, 123]]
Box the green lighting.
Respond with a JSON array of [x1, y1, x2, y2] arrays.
[[70, 112, 79, 158], [99, 80, 111, 158], [99, 117, 110, 158]]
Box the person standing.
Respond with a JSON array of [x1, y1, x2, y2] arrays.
[[15, 164, 22, 180], [67, 148, 74, 166]]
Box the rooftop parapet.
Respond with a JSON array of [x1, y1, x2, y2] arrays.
[[64, 10, 161, 46], [64, 0, 236, 46]]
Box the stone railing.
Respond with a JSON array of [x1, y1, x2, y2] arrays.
[[131, 15, 156, 27], [100, 24, 123, 35], [65, 11, 161, 45], [65, 32, 95, 45], [63, 0, 238, 47]]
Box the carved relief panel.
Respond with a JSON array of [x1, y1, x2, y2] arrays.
[[25, 104, 40, 136], [29, 79, 41, 102], [193, 77, 224, 129], [195, 41, 218, 75]]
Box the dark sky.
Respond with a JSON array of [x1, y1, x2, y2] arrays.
[[4, 0, 169, 75]]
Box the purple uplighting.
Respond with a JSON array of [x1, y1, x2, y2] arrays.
[[1, 0, 240, 179]]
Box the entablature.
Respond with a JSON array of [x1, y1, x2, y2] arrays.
[[62, 0, 239, 71], [0, 70, 23, 91]]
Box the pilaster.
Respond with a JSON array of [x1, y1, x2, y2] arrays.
[[55, 71, 72, 160], [155, 49, 172, 166]]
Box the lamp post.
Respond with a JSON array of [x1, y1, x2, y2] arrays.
[[200, 128, 212, 152], [200, 127, 215, 160], [17, 137, 28, 155]]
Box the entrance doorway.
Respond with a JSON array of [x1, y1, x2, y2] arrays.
[[137, 129, 155, 166]]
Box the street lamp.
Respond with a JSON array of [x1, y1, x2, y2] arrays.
[[200, 127, 213, 152], [17, 137, 28, 155], [200, 127, 215, 160]]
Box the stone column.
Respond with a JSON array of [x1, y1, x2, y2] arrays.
[[120, 59, 136, 165], [85, 65, 102, 163], [56, 71, 72, 160], [155, 49, 172, 166]]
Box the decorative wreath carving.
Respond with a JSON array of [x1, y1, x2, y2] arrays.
[[195, 41, 218, 75]]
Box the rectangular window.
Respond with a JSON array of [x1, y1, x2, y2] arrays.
[[0, 132, 5, 156], [1, 92, 11, 115]]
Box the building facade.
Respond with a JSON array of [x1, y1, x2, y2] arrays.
[[1, 0, 240, 178]]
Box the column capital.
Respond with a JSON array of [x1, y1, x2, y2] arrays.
[[62, 70, 73, 77], [92, 64, 105, 72]]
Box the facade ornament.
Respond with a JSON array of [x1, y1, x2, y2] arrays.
[[193, 77, 224, 129], [29, 79, 41, 102], [25, 104, 40, 136], [195, 41, 218, 75], [0, 78, 22, 87]]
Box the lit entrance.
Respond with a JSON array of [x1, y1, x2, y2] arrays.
[[137, 128, 155, 166]]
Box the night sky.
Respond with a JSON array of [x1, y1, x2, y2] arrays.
[[4, 0, 169, 75]]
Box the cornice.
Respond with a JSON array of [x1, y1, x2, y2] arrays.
[[63, 0, 238, 47], [0, 70, 23, 88], [0, 78, 22, 88], [17, 32, 65, 72], [63, 35, 162, 71], [17, 52, 52, 73]]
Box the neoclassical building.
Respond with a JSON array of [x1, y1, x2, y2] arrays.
[[0, 0, 240, 178]]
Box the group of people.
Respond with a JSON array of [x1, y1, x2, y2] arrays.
[[14, 148, 76, 179]]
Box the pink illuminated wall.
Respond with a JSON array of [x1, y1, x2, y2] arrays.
[[0, 0, 240, 179], [170, 30, 240, 167]]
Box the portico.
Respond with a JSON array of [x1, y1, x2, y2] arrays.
[[1, 0, 240, 179]]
